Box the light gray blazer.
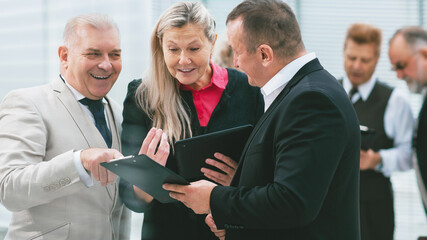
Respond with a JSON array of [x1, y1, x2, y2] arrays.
[[0, 76, 130, 240]]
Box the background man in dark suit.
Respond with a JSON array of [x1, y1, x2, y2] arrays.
[[163, 0, 361, 239], [389, 26, 427, 215], [342, 23, 414, 240]]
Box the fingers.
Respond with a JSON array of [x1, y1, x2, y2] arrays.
[[81, 148, 121, 186], [99, 165, 108, 186], [98, 167, 116, 186], [205, 213, 217, 229], [139, 127, 157, 155], [165, 180, 215, 214], [155, 133, 170, 166], [147, 129, 163, 158], [202, 169, 227, 186], [163, 183, 185, 194], [205, 159, 233, 175], [105, 150, 120, 185], [163, 183, 188, 203], [202, 153, 237, 186], [89, 157, 100, 182], [214, 152, 238, 169], [205, 214, 226, 239], [112, 150, 124, 159], [140, 128, 170, 166], [168, 191, 186, 203]]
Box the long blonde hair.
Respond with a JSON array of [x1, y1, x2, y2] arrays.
[[136, 1, 216, 143]]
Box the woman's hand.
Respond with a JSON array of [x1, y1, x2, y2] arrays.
[[139, 127, 170, 166], [201, 152, 238, 186], [134, 127, 170, 203]]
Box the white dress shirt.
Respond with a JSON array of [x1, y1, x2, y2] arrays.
[[261, 52, 316, 112], [343, 75, 415, 177]]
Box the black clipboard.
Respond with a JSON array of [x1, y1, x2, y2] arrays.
[[101, 154, 189, 203], [174, 124, 253, 180], [360, 125, 376, 150]]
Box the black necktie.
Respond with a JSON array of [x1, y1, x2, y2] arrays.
[[79, 98, 112, 148], [348, 87, 358, 100]]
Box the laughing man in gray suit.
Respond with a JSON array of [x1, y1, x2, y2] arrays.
[[0, 14, 130, 240]]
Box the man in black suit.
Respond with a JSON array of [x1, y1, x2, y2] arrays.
[[164, 0, 361, 239], [389, 26, 427, 214]]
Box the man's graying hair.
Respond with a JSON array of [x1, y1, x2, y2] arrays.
[[63, 13, 120, 49], [226, 0, 304, 59], [390, 26, 427, 53]]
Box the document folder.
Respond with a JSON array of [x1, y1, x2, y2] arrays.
[[101, 154, 189, 203], [174, 124, 253, 180]]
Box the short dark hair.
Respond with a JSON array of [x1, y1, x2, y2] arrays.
[[226, 0, 304, 59], [390, 26, 427, 52]]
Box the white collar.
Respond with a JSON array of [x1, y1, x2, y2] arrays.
[[343, 74, 377, 102], [261, 52, 316, 97]]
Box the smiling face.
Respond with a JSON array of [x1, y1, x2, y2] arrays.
[[344, 39, 379, 87], [162, 24, 215, 90], [59, 24, 121, 100]]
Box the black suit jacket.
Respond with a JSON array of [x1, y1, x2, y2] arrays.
[[416, 97, 427, 215], [210, 59, 361, 240]]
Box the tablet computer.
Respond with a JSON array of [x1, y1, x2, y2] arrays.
[[101, 154, 189, 203], [174, 124, 253, 181]]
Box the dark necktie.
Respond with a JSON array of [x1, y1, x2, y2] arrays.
[[348, 87, 358, 100], [79, 98, 112, 148]]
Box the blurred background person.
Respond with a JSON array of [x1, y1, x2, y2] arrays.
[[0, 14, 130, 240], [340, 23, 414, 240], [119, 2, 264, 240], [212, 33, 237, 70], [389, 26, 427, 216]]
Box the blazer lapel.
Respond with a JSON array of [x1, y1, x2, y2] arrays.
[[52, 76, 107, 149], [231, 59, 324, 185], [104, 97, 121, 200], [52, 76, 114, 199], [104, 96, 121, 151]]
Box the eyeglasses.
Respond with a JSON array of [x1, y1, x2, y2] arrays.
[[391, 53, 418, 71], [391, 62, 407, 71]]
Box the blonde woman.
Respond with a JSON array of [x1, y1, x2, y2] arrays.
[[119, 2, 263, 240]]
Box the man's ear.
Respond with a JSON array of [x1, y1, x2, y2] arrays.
[[258, 44, 274, 66], [58, 46, 69, 70]]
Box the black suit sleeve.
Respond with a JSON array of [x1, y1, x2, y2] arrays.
[[210, 90, 350, 229]]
